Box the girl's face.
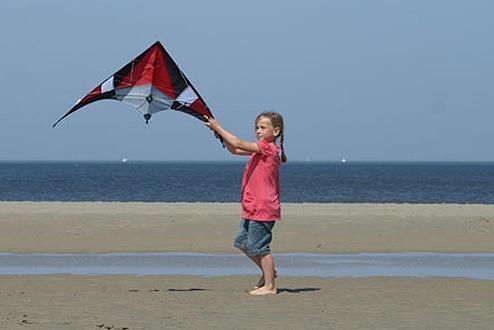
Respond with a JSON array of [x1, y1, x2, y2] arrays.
[[255, 117, 280, 142]]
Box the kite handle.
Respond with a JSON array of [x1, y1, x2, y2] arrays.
[[204, 115, 225, 148], [214, 132, 225, 148]]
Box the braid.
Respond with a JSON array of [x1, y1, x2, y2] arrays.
[[279, 131, 287, 163]]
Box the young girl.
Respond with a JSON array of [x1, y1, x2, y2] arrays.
[[204, 112, 287, 295]]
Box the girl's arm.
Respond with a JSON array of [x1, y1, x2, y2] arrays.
[[223, 139, 252, 155], [205, 117, 260, 155]]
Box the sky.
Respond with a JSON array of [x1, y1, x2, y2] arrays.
[[0, 0, 493, 161]]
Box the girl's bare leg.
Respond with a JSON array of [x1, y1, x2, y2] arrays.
[[246, 254, 277, 289], [249, 254, 277, 295]]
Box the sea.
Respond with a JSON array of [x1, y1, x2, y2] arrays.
[[0, 161, 493, 204]]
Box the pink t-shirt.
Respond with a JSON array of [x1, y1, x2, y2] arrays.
[[240, 139, 281, 221]]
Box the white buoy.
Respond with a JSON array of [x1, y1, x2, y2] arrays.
[[122, 158, 128, 163], [341, 158, 346, 163]]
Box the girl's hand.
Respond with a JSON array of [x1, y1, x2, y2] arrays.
[[204, 116, 220, 131], [203, 116, 221, 139]]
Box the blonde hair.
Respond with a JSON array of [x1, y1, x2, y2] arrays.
[[256, 111, 287, 163]]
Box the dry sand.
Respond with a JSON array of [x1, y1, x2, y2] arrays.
[[1, 202, 493, 329], [1, 202, 493, 253]]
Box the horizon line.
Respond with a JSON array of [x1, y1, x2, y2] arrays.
[[1, 159, 493, 164]]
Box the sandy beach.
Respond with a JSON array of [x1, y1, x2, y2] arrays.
[[1, 202, 494, 253], [1, 202, 493, 329]]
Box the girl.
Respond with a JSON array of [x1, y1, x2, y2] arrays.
[[204, 112, 287, 295]]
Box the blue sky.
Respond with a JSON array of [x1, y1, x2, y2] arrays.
[[1, 0, 493, 161]]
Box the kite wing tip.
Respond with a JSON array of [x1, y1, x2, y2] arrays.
[[52, 115, 66, 128]]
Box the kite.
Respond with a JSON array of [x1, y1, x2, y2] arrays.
[[53, 41, 218, 138]]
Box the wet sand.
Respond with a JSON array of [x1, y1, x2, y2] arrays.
[[1, 202, 493, 329], [1, 276, 494, 329]]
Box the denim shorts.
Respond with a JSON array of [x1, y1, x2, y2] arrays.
[[234, 218, 276, 256]]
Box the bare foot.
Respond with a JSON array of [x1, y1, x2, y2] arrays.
[[248, 286, 277, 295], [254, 270, 278, 290]]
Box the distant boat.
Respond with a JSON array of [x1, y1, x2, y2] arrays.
[[341, 158, 346, 163], [122, 158, 128, 163]]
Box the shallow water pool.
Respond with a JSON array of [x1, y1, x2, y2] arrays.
[[0, 252, 493, 280]]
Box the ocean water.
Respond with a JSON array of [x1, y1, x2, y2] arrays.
[[0, 161, 493, 203]]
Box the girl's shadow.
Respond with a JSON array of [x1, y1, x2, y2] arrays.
[[134, 288, 319, 294], [167, 288, 209, 292], [278, 288, 320, 294]]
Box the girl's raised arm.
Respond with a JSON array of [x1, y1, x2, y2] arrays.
[[204, 117, 260, 154], [223, 139, 252, 155]]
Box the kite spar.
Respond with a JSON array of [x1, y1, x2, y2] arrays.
[[53, 41, 222, 145]]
